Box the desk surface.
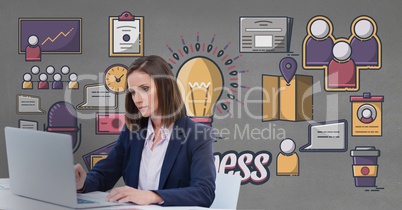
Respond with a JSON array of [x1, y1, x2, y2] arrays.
[[0, 179, 211, 210]]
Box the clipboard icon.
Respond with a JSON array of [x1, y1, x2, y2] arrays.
[[109, 11, 144, 57]]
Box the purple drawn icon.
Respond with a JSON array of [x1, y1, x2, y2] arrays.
[[44, 101, 82, 152], [82, 142, 116, 170], [19, 19, 82, 53], [279, 57, 297, 84], [350, 146, 380, 187]]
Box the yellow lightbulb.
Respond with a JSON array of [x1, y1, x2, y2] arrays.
[[177, 56, 223, 126]]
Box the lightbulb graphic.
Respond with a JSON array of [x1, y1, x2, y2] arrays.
[[177, 56, 223, 126]]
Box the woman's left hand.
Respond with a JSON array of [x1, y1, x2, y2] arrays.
[[106, 186, 163, 205]]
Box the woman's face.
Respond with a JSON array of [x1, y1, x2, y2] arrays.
[[127, 70, 159, 119]]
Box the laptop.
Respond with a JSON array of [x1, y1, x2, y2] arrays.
[[299, 120, 348, 152], [4, 127, 123, 209]]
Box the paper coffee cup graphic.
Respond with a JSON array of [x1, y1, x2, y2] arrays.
[[350, 146, 380, 187]]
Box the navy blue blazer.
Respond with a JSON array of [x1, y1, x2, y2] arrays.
[[83, 116, 216, 207]]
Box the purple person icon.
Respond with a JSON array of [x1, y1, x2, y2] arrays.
[[52, 73, 63, 89], [303, 16, 335, 67], [350, 16, 381, 68]]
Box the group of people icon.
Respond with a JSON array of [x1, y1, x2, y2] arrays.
[[22, 65, 79, 90], [303, 15, 381, 91]]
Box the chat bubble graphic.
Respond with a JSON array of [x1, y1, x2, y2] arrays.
[[16, 94, 46, 114], [299, 120, 348, 152], [76, 84, 118, 110], [18, 119, 38, 130]]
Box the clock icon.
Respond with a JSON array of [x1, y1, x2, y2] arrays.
[[104, 64, 128, 94]]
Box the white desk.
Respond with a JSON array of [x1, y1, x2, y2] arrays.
[[0, 179, 210, 210]]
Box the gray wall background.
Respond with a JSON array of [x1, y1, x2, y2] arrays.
[[1, 0, 401, 209]]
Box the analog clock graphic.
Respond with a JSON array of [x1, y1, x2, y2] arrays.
[[104, 64, 128, 94]]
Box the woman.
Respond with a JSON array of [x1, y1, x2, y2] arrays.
[[74, 55, 216, 207]]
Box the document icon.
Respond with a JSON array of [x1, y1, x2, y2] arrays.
[[109, 11, 144, 57], [240, 16, 293, 53]]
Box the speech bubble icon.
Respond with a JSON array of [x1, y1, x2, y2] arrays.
[[16, 94, 46, 114], [76, 84, 118, 110]]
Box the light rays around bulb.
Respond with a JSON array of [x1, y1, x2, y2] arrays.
[[165, 33, 250, 123]]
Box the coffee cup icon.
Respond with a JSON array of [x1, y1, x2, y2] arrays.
[[350, 146, 380, 187]]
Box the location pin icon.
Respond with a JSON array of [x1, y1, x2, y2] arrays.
[[279, 57, 297, 84]]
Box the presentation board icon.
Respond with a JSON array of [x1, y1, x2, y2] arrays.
[[96, 113, 125, 135], [76, 84, 118, 110], [240, 16, 293, 53], [299, 120, 348, 152], [109, 11, 144, 57], [19, 18, 82, 54], [16, 94, 46, 114], [350, 92, 383, 136]]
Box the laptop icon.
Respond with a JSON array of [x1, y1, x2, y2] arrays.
[[4, 127, 123, 209], [299, 120, 348, 152]]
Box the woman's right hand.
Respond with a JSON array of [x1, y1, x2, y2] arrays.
[[74, 163, 86, 191]]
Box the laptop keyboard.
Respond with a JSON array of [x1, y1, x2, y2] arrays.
[[77, 198, 96, 204]]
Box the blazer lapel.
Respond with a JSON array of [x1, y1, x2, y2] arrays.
[[158, 117, 186, 189]]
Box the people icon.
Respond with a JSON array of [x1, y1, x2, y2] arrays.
[[22, 65, 78, 90], [277, 138, 299, 176], [303, 16, 335, 67], [25, 35, 41, 62], [303, 15, 382, 92], [350, 16, 381, 67], [328, 40, 356, 88], [22, 73, 33, 89], [38, 73, 49, 89], [68, 73, 79, 89], [52, 73, 63, 89]]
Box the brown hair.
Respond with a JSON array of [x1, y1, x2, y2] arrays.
[[125, 55, 185, 131]]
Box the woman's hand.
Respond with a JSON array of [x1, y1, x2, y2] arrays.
[[106, 186, 163, 205], [74, 164, 86, 191]]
